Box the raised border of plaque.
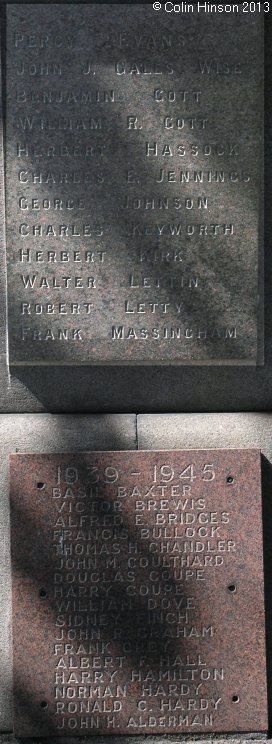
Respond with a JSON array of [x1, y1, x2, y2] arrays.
[[10, 449, 267, 736]]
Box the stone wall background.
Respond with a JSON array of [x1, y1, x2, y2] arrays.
[[0, 2, 270, 742]]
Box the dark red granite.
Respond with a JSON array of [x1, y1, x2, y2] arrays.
[[10, 450, 267, 736]]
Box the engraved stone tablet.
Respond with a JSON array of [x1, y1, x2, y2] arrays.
[[10, 449, 267, 736], [6, 4, 263, 365]]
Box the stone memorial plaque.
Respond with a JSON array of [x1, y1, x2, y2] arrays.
[[10, 449, 267, 736], [6, 4, 263, 365]]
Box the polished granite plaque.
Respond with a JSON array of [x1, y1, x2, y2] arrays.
[[10, 450, 267, 736], [6, 4, 263, 364]]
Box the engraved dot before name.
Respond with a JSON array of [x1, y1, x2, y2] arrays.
[[228, 584, 236, 593]]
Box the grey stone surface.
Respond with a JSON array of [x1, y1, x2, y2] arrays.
[[0, 414, 136, 732], [0, 6, 269, 410], [5, 4, 263, 365], [3, 361, 272, 413], [137, 413, 272, 457], [0, 11, 6, 361]]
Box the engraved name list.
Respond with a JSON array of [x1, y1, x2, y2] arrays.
[[6, 5, 263, 363], [10, 450, 267, 735]]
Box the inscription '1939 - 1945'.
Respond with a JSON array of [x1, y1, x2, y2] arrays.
[[10, 449, 267, 736]]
